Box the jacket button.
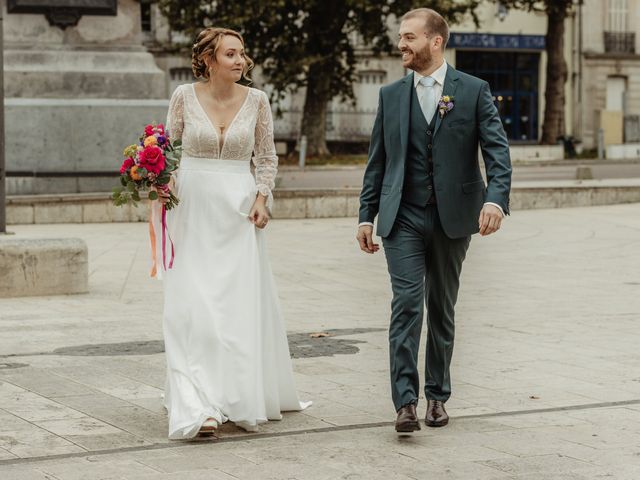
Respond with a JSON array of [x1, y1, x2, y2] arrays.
[[427, 185, 433, 190], [427, 144, 432, 150], [427, 130, 432, 136]]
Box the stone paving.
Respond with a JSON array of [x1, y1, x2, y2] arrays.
[[1, 203, 640, 479]]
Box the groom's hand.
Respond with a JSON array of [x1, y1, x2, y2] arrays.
[[356, 225, 380, 254], [478, 204, 503, 236]]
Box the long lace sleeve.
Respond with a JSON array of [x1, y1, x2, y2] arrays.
[[167, 85, 185, 141], [253, 91, 278, 209]]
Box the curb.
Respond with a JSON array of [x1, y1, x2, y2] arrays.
[[5, 182, 640, 225]]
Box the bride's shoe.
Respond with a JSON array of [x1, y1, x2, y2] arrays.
[[198, 417, 218, 436]]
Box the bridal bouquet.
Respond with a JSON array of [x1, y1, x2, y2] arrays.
[[112, 123, 182, 210], [113, 123, 182, 277]]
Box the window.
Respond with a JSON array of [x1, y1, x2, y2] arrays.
[[607, 0, 628, 32], [606, 76, 626, 111], [457, 51, 540, 141], [357, 71, 386, 84], [604, 0, 635, 53], [140, 1, 152, 33]]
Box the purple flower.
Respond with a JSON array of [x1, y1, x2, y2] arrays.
[[438, 95, 455, 118], [157, 135, 167, 145]]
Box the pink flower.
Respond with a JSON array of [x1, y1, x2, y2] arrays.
[[120, 157, 135, 174], [144, 124, 155, 136], [139, 146, 166, 174], [156, 124, 165, 135]]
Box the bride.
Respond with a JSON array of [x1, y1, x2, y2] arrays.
[[159, 27, 310, 439]]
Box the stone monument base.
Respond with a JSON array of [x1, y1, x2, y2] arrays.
[[0, 237, 89, 298]]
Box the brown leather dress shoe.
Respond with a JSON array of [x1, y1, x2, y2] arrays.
[[395, 403, 421, 432], [425, 399, 449, 427]]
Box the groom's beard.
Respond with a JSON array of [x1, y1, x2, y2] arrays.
[[403, 47, 434, 73]]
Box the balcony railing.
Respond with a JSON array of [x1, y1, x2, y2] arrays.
[[604, 31, 636, 54]]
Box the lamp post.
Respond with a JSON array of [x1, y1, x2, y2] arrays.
[[0, 0, 6, 233]]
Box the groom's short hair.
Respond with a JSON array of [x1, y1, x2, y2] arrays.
[[402, 8, 450, 50]]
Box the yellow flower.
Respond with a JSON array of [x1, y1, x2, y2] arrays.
[[442, 95, 450, 103], [130, 165, 143, 181], [123, 144, 138, 158], [144, 136, 158, 147]]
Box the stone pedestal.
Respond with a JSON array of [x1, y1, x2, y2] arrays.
[[0, 238, 88, 297], [3, 0, 168, 195]]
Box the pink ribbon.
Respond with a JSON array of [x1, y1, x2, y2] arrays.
[[161, 205, 175, 271], [148, 188, 175, 278]]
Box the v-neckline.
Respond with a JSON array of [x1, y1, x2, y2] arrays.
[[191, 83, 251, 156]]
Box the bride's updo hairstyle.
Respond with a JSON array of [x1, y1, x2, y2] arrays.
[[191, 27, 254, 83]]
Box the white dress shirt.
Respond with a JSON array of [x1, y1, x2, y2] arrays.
[[414, 61, 447, 116], [359, 61, 505, 228]]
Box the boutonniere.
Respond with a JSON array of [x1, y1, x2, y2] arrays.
[[438, 95, 454, 118]]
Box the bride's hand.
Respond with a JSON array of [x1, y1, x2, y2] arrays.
[[154, 177, 175, 204], [155, 186, 170, 204], [249, 195, 270, 229]]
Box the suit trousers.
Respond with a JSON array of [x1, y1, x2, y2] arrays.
[[382, 202, 470, 411]]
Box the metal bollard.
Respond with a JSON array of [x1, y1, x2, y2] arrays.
[[597, 128, 604, 160], [298, 135, 307, 170]]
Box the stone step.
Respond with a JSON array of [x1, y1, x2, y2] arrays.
[[4, 181, 640, 224]]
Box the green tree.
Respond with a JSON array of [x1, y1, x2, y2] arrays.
[[158, 0, 479, 156], [495, 0, 575, 144]]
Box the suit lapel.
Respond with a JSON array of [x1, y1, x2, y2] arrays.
[[433, 66, 460, 138], [398, 72, 413, 163]]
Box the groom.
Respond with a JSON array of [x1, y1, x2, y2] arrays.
[[357, 8, 511, 432]]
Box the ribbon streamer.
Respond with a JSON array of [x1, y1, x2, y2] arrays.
[[161, 205, 175, 271], [149, 200, 175, 278]]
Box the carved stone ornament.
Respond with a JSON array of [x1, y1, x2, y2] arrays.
[[8, 0, 118, 30]]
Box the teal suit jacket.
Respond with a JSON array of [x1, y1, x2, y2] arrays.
[[359, 66, 512, 239]]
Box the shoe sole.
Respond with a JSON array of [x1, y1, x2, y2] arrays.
[[425, 418, 449, 428], [395, 421, 421, 432]]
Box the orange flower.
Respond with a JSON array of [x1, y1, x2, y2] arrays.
[[130, 165, 143, 181], [144, 136, 158, 147]]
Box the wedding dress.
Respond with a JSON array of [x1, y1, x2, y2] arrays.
[[161, 83, 310, 439]]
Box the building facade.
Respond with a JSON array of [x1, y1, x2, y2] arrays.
[[578, 0, 640, 147], [5, 0, 639, 187]]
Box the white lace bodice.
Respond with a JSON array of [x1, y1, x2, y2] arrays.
[[166, 84, 278, 199]]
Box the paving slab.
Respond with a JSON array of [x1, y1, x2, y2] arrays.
[[0, 203, 639, 478]]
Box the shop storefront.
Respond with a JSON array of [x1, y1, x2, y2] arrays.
[[449, 33, 545, 143]]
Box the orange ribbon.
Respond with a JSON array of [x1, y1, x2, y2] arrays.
[[149, 203, 158, 277]]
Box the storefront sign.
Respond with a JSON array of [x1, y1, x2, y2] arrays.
[[448, 33, 545, 50]]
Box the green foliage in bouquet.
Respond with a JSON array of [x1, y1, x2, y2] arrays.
[[113, 124, 182, 210]]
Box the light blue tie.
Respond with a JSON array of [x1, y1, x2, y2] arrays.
[[418, 76, 437, 122]]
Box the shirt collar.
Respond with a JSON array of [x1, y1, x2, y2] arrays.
[[413, 61, 448, 88]]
